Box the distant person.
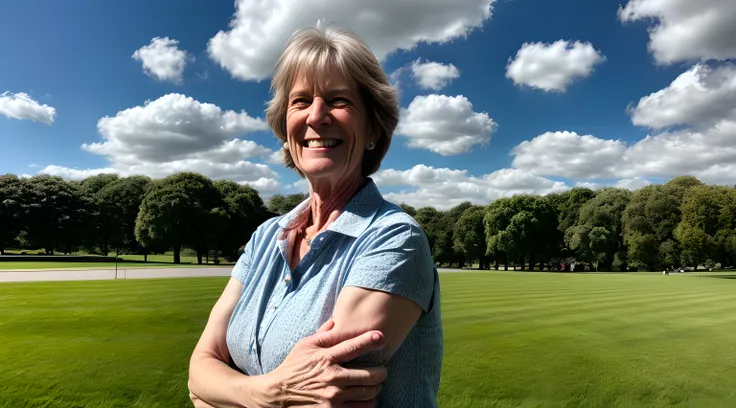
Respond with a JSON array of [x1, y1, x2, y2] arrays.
[[188, 24, 443, 407]]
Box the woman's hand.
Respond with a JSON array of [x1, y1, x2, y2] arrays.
[[265, 321, 387, 407]]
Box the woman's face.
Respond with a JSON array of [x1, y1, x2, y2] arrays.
[[285, 65, 374, 185]]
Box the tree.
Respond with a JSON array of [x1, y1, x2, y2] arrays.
[[567, 188, 631, 271], [676, 184, 732, 269], [20, 175, 88, 254], [548, 188, 596, 266], [79, 174, 121, 255], [135, 173, 221, 264], [431, 202, 472, 267], [399, 203, 417, 217], [454, 206, 488, 269], [0, 174, 23, 254], [484, 198, 516, 270], [214, 180, 269, 261], [268, 193, 308, 215], [96, 176, 152, 258]]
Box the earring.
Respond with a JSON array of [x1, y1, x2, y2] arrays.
[[366, 141, 376, 151], [283, 142, 289, 151]]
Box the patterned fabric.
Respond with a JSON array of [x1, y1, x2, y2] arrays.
[[226, 178, 443, 407]]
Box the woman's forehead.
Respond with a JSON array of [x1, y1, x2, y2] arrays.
[[290, 63, 357, 94]]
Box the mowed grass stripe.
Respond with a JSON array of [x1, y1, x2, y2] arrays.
[[437, 272, 736, 408], [2, 273, 736, 407]]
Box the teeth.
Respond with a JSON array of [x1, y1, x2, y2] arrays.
[[307, 139, 338, 148]]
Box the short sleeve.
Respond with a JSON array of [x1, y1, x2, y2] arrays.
[[231, 233, 255, 284], [344, 222, 435, 312]]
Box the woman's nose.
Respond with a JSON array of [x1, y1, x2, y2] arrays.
[[306, 97, 331, 128]]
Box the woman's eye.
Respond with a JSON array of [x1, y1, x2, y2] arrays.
[[330, 97, 349, 106], [292, 98, 310, 107]]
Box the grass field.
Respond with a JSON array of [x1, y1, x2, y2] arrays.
[[1, 271, 735, 407]]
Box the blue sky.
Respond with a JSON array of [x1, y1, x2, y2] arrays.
[[1, 0, 735, 209]]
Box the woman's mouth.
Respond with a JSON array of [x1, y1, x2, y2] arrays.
[[303, 139, 342, 148]]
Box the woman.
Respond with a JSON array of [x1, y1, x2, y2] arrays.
[[188, 24, 443, 407]]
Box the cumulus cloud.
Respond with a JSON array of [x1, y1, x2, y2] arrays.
[[513, 61, 736, 185], [85, 93, 268, 163], [207, 0, 495, 81], [629, 63, 736, 129], [132, 37, 191, 84], [0, 92, 56, 125], [41, 93, 282, 195], [38, 165, 117, 180], [618, 0, 736, 65], [396, 94, 497, 155], [505, 40, 605, 92], [511, 131, 627, 179], [373, 164, 569, 210], [511, 122, 736, 185], [410, 59, 460, 90]]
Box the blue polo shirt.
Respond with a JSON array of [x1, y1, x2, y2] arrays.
[[226, 178, 443, 407]]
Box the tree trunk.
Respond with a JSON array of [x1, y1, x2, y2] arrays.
[[144, 252, 148, 262], [494, 259, 499, 270], [519, 255, 525, 271], [173, 245, 181, 264], [503, 253, 508, 270], [197, 250, 203, 265], [529, 253, 535, 271], [0, 248, 4, 255]]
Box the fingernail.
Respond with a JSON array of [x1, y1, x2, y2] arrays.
[[371, 332, 382, 342]]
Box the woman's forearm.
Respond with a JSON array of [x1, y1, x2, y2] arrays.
[[188, 355, 280, 408]]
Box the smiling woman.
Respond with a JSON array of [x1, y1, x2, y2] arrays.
[[187, 24, 444, 408]]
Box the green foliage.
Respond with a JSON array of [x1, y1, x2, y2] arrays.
[[567, 188, 631, 271], [135, 172, 222, 264], [268, 193, 308, 215]]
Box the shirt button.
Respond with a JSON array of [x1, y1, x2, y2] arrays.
[[285, 275, 291, 284], [271, 306, 277, 312]]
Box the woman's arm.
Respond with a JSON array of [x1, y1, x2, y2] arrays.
[[188, 278, 390, 408], [188, 277, 277, 408]]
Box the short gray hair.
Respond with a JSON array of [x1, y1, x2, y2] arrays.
[[266, 24, 399, 177]]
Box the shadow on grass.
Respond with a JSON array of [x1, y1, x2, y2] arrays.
[[697, 274, 736, 280]]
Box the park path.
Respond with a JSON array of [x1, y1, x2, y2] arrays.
[[0, 267, 232, 283]]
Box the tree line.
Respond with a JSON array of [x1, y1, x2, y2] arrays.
[[0, 172, 278, 263], [399, 176, 736, 271], [2, 173, 734, 271]]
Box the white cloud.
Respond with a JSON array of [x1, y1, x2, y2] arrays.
[[410, 59, 460, 90], [132, 37, 191, 84], [511, 131, 627, 179], [615, 177, 651, 190], [40, 93, 284, 196], [0, 92, 56, 125], [505, 40, 605, 92], [509, 122, 736, 185], [38, 165, 117, 180], [396, 94, 497, 155], [374, 164, 569, 210], [513, 61, 736, 185], [629, 63, 736, 129], [85, 93, 268, 163], [267, 150, 285, 165], [242, 177, 283, 195], [618, 0, 736, 65], [207, 0, 495, 81]]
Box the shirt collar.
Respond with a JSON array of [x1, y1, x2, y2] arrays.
[[276, 178, 384, 238]]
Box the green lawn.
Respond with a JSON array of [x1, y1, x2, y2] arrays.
[[1, 272, 735, 407]]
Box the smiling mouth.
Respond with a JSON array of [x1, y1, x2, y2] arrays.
[[303, 139, 343, 148]]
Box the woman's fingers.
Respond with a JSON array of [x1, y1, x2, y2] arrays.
[[316, 318, 335, 333], [342, 383, 383, 402], [337, 366, 387, 387], [323, 331, 384, 363]]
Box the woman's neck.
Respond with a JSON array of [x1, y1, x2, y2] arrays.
[[307, 172, 364, 234]]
